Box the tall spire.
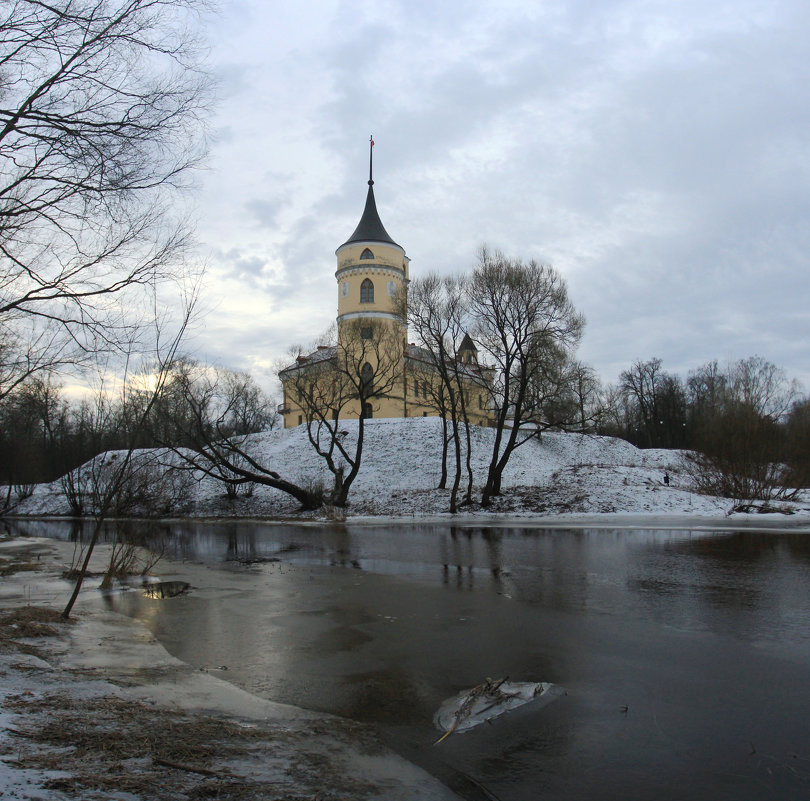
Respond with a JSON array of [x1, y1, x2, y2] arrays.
[[339, 137, 400, 249]]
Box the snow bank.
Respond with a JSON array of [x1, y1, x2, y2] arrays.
[[8, 417, 810, 520]]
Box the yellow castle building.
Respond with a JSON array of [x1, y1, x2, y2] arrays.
[[278, 142, 493, 429]]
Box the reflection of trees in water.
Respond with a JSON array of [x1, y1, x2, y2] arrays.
[[666, 529, 810, 568], [328, 526, 361, 569], [783, 533, 810, 564], [437, 526, 600, 609], [482, 529, 505, 590], [673, 531, 781, 563], [226, 525, 258, 562], [441, 527, 503, 591], [627, 530, 810, 644]]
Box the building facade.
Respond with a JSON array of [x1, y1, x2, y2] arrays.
[[279, 146, 493, 428]]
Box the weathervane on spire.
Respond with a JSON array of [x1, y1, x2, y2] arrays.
[[369, 134, 374, 186]]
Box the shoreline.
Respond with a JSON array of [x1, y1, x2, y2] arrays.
[[9, 421, 809, 525], [6, 509, 810, 533], [0, 536, 463, 801]]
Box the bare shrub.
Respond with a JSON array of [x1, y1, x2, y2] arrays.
[[62, 452, 193, 517], [0, 483, 34, 514], [687, 404, 797, 503]]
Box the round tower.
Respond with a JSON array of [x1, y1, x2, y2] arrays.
[[335, 138, 409, 334]]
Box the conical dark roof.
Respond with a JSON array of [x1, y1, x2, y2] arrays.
[[340, 182, 401, 249], [458, 333, 478, 353]]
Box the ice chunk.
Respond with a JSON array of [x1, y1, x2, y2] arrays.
[[434, 678, 563, 740]]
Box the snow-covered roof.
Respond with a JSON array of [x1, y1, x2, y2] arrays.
[[279, 346, 337, 375]]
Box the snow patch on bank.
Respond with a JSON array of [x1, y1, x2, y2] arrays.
[[9, 417, 810, 520]]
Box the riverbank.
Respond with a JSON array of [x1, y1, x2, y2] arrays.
[[8, 418, 810, 522], [0, 536, 463, 801]]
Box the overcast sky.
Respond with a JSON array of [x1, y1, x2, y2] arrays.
[[188, 0, 810, 394]]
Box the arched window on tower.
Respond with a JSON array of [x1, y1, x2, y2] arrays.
[[360, 248, 374, 260], [360, 362, 374, 394], [360, 278, 374, 303]]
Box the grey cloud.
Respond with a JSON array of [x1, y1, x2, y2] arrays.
[[245, 198, 285, 228], [192, 0, 810, 391]]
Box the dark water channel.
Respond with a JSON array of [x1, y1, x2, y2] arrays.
[[20, 520, 810, 800]]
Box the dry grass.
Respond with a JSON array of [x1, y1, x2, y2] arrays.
[[0, 558, 43, 576], [7, 694, 266, 761], [0, 607, 72, 657], [6, 692, 376, 800], [0, 606, 68, 639]]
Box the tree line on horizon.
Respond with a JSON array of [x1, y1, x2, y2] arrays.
[[1, 308, 808, 511]]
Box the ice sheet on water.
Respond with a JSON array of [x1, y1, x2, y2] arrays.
[[434, 679, 564, 735]]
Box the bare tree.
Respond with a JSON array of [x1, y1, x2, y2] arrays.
[[687, 356, 801, 503], [282, 319, 403, 508], [784, 397, 810, 490], [399, 273, 476, 513], [620, 358, 687, 448], [146, 357, 320, 510], [566, 360, 603, 432], [470, 248, 584, 506], [406, 351, 453, 488], [62, 283, 199, 618], [687, 361, 727, 417], [0, 0, 211, 393], [726, 356, 800, 421], [687, 404, 793, 504]]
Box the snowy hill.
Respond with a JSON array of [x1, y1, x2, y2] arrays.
[[10, 416, 810, 522]]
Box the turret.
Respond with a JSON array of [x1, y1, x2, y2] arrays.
[[335, 137, 409, 332]]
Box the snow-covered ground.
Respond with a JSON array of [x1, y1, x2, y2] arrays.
[[9, 416, 810, 523]]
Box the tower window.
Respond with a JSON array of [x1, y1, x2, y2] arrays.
[[360, 278, 374, 303], [361, 326, 372, 339], [362, 402, 374, 419], [361, 362, 374, 393], [360, 248, 374, 260]]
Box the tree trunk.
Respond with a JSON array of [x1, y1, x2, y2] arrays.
[[462, 417, 474, 505], [333, 417, 365, 508], [449, 410, 461, 514], [438, 415, 449, 489]]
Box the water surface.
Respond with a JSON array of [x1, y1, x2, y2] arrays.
[[18, 520, 810, 801]]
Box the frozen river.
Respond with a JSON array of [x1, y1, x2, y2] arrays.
[[26, 520, 810, 800]]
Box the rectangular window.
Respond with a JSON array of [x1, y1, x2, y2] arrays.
[[361, 326, 372, 339]]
